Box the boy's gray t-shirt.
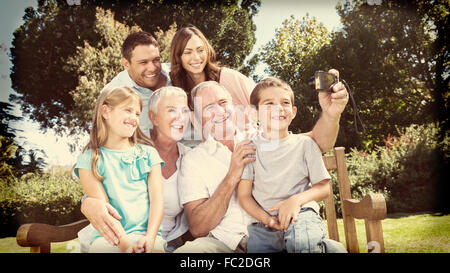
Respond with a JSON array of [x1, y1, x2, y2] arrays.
[[241, 133, 331, 216]]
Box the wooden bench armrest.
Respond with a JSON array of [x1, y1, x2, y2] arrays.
[[343, 193, 386, 220], [16, 219, 90, 253], [343, 193, 386, 253]]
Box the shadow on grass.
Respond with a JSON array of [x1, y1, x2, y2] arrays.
[[387, 211, 449, 219]]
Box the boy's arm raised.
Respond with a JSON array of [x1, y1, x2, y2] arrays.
[[302, 69, 348, 153]]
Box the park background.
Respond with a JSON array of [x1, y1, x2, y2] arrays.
[[0, 0, 448, 252]]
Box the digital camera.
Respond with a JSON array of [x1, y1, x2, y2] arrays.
[[308, 71, 338, 92]]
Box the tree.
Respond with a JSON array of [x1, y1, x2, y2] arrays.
[[0, 101, 22, 138], [10, 1, 99, 136], [414, 0, 449, 142], [64, 7, 142, 136], [0, 99, 46, 176], [0, 136, 18, 179], [10, 0, 261, 136], [324, 0, 439, 149]]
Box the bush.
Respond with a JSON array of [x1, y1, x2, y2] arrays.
[[336, 123, 449, 214], [0, 171, 85, 237]]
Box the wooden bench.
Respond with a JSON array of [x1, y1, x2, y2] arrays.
[[16, 147, 386, 253], [322, 147, 386, 253]]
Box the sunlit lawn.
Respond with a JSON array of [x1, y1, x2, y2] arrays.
[[1, 213, 449, 253], [327, 213, 450, 253]]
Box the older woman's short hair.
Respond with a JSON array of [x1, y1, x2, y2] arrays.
[[148, 86, 187, 114]]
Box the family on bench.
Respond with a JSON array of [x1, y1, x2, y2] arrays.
[[19, 26, 380, 253]]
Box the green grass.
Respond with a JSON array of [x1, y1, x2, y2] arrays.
[[325, 213, 450, 253], [1, 213, 449, 253]]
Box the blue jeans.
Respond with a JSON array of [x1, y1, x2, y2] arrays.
[[247, 208, 347, 253]]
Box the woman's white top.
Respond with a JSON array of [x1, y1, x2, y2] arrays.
[[160, 142, 190, 242]]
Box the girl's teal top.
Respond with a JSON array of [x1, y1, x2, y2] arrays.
[[75, 144, 164, 243]]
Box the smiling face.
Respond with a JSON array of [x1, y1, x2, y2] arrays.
[[195, 85, 236, 141], [180, 35, 207, 77], [102, 98, 141, 140], [257, 87, 297, 138], [123, 44, 164, 90], [150, 94, 190, 142]]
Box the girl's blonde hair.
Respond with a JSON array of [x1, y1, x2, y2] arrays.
[[82, 86, 153, 181]]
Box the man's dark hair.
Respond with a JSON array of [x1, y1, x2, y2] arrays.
[[122, 31, 159, 61]]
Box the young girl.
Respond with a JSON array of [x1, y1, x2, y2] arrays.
[[74, 86, 165, 253]]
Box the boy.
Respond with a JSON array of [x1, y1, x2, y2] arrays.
[[237, 77, 346, 253]]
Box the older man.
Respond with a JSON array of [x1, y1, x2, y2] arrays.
[[174, 75, 348, 252]]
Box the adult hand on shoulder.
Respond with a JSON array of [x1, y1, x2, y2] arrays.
[[81, 197, 122, 246], [227, 140, 256, 185], [318, 69, 349, 121]]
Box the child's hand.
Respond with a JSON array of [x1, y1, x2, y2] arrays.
[[118, 235, 136, 253], [118, 235, 152, 253], [264, 215, 282, 231], [268, 196, 301, 231], [318, 69, 348, 120], [136, 235, 155, 253]]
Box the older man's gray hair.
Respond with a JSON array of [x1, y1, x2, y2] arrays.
[[148, 86, 187, 114], [190, 81, 232, 109]]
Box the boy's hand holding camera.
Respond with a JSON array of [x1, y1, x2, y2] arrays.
[[317, 69, 349, 122]]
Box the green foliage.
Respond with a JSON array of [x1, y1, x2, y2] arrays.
[[0, 171, 84, 237], [154, 22, 178, 63], [10, 1, 99, 135], [0, 137, 18, 179], [327, 0, 437, 149], [0, 102, 22, 138], [335, 123, 449, 214], [255, 0, 445, 150], [260, 14, 331, 82]]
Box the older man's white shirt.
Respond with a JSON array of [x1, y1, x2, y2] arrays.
[[178, 135, 252, 251]]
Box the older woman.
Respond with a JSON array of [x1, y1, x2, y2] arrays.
[[79, 86, 193, 252]]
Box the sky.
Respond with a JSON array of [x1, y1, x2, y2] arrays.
[[0, 0, 342, 167]]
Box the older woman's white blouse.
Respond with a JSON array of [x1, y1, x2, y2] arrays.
[[160, 142, 190, 242]]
